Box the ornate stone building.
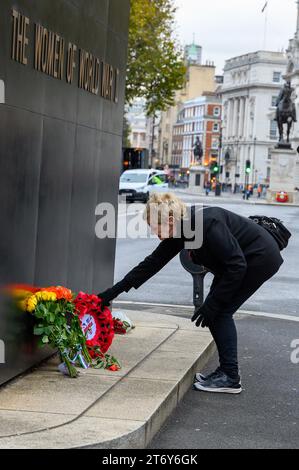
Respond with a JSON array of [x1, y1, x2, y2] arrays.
[[283, 0, 299, 190], [220, 51, 287, 187]]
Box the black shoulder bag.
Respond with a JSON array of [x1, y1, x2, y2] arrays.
[[249, 215, 292, 251]]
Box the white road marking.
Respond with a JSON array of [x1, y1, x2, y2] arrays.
[[113, 300, 299, 322]]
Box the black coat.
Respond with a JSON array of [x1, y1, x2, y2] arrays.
[[121, 206, 283, 315]]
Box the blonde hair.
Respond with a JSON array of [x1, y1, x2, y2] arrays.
[[144, 192, 187, 225]]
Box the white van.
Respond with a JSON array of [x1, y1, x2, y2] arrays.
[[119, 169, 169, 203]]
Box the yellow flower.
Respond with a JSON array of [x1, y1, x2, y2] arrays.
[[27, 295, 38, 312], [24, 291, 57, 312], [42, 292, 56, 302], [35, 291, 57, 302]]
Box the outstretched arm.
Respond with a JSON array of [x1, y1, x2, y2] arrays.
[[98, 236, 184, 305]]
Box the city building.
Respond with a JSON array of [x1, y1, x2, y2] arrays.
[[284, 0, 299, 191], [172, 93, 222, 172], [123, 98, 152, 170], [220, 50, 287, 187], [158, 44, 218, 168], [286, 1, 299, 151], [125, 98, 149, 150], [172, 120, 184, 168], [147, 113, 161, 168], [184, 43, 202, 66]]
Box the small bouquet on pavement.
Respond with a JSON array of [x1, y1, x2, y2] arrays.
[[112, 311, 135, 335], [19, 286, 92, 378]]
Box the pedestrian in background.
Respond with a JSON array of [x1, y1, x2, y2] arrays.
[[205, 181, 211, 196]]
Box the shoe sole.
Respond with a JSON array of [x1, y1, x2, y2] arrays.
[[193, 383, 242, 394], [194, 374, 242, 386]]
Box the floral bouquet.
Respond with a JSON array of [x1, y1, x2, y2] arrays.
[[9, 285, 122, 377], [113, 311, 135, 335], [19, 286, 92, 378], [74, 292, 120, 371]]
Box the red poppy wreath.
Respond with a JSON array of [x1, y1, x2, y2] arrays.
[[74, 292, 115, 356]]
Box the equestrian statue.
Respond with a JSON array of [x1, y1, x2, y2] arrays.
[[275, 81, 297, 148]]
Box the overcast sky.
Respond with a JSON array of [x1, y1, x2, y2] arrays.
[[174, 0, 298, 74]]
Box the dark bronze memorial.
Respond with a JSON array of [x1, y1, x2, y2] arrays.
[[275, 80, 297, 149], [0, 0, 130, 385]]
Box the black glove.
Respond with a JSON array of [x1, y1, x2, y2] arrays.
[[98, 279, 131, 308], [97, 288, 114, 308], [191, 304, 217, 328]]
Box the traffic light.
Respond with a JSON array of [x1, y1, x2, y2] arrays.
[[210, 161, 220, 175], [245, 160, 251, 174]]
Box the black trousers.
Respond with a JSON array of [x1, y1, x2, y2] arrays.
[[208, 238, 283, 380]]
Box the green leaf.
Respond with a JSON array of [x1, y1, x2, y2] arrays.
[[49, 312, 55, 323], [61, 331, 68, 340], [33, 327, 44, 336], [42, 335, 49, 344]]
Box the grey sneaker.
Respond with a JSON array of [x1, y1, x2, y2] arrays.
[[195, 367, 242, 385], [194, 367, 223, 384], [193, 370, 242, 394]]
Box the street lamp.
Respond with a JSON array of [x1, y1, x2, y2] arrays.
[[252, 137, 257, 185], [224, 147, 231, 186], [150, 114, 159, 168], [234, 139, 239, 192], [215, 126, 223, 196]]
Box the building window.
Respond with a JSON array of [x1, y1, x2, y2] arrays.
[[212, 138, 219, 149], [270, 120, 277, 139], [273, 72, 281, 83], [271, 96, 278, 107], [213, 123, 219, 132], [214, 107, 220, 117]]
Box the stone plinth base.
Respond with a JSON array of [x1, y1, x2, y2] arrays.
[[268, 148, 299, 203], [189, 165, 208, 192]]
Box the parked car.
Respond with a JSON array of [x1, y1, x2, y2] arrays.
[[119, 169, 169, 203]]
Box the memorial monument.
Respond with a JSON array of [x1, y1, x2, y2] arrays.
[[0, 0, 130, 385]]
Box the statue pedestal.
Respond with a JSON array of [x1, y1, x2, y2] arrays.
[[189, 165, 207, 192], [268, 148, 299, 203]]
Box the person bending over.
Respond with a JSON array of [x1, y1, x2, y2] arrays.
[[98, 193, 284, 394]]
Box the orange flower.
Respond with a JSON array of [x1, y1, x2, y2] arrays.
[[41, 286, 73, 301]]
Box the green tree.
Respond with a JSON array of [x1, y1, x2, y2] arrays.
[[126, 0, 186, 116]]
